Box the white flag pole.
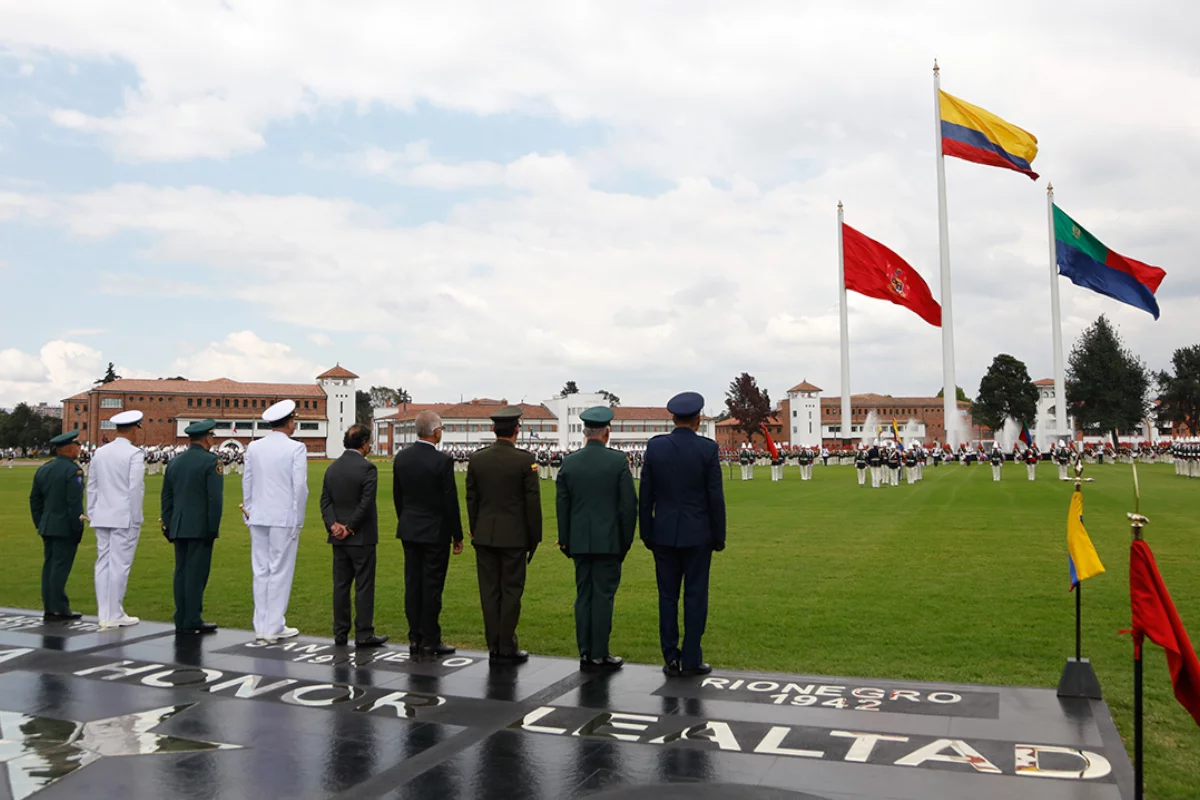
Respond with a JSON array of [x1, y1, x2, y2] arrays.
[[1047, 183, 1068, 442], [838, 201, 851, 446], [933, 60, 959, 448]]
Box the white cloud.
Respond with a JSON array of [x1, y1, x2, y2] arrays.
[[308, 333, 333, 347], [0, 340, 104, 408], [170, 331, 324, 384], [359, 334, 391, 352], [17, 62, 33, 76]]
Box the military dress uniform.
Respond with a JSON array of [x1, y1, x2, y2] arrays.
[[770, 452, 784, 482], [87, 410, 146, 628], [243, 399, 309, 643], [557, 407, 637, 670], [640, 392, 726, 677], [161, 420, 223, 633], [467, 406, 542, 662], [738, 447, 753, 481], [29, 431, 87, 619], [549, 450, 563, 482], [990, 446, 1003, 481], [867, 444, 882, 488], [1025, 446, 1039, 481], [854, 447, 867, 486], [903, 448, 918, 484], [799, 447, 814, 481]]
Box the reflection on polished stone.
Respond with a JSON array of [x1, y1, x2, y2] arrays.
[[0, 704, 241, 800]]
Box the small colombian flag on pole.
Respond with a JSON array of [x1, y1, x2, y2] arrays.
[[939, 90, 1039, 180], [1067, 487, 1105, 591]]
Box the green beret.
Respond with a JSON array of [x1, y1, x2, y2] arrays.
[[580, 406, 614, 428], [490, 406, 524, 423], [185, 419, 217, 436], [49, 430, 80, 447]]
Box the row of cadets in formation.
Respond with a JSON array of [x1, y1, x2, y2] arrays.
[[25, 393, 730, 681]]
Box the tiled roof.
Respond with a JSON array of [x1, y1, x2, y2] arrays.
[[716, 415, 781, 427], [1033, 378, 1055, 386], [610, 406, 675, 420], [433, 401, 555, 421], [71, 378, 326, 399], [788, 380, 823, 393], [375, 403, 455, 422], [817, 393, 970, 408], [317, 365, 360, 380]]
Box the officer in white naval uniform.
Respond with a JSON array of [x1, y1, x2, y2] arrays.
[[242, 399, 308, 643], [87, 409, 146, 629]]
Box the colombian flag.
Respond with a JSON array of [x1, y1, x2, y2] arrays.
[[1019, 422, 1032, 447], [939, 90, 1038, 180], [1054, 205, 1167, 320], [891, 418, 903, 450], [1067, 487, 1105, 591]]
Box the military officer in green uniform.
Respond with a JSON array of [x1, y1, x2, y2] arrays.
[[466, 406, 542, 664], [29, 430, 87, 620], [161, 420, 223, 635], [556, 406, 637, 672]]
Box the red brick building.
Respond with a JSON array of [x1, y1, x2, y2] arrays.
[[62, 366, 358, 456]]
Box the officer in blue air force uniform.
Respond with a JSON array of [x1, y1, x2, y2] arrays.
[[29, 430, 87, 620], [639, 392, 726, 677]]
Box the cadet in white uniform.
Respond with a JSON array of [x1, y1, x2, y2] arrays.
[[242, 399, 308, 643], [87, 410, 146, 629]]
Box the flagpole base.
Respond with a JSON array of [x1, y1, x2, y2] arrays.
[[1057, 657, 1103, 699]]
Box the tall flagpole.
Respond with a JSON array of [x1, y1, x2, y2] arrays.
[[838, 201, 851, 446], [933, 61, 958, 448], [1047, 183, 1068, 442]]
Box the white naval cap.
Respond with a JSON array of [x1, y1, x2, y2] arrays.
[[110, 410, 144, 426], [262, 399, 297, 423]]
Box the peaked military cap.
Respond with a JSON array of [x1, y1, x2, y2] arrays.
[[262, 399, 297, 423], [49, 430, 79, 447], [490, 406, 524, 423], [666, 391, 704, 417], [580, 406, 614, 428], [184, 419, 217, 436], [111, 410, 144, 426]]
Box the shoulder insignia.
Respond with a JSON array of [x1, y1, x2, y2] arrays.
[[216, 463, 224, 475], [530, 463, 539, 471]]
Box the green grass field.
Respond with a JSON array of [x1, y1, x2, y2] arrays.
[[2, 459, 1197, 795]]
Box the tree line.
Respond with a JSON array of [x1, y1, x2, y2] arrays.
[[0, 405, 62, 451]]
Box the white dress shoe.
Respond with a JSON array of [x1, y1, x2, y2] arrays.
[[114, 615, 140, 627], [277, 626, 299, 639]]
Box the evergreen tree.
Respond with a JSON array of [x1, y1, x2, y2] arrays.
[[973, 354, 1038, 431], [1066, 315, 1148, 444]]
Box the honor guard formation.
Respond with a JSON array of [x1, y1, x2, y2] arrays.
[[25, 392, 727, 677]]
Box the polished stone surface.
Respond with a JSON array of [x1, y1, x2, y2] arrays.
[[0, 608, 1133, 799]]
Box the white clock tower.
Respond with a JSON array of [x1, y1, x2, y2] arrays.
[[318, 364, 359, 459]]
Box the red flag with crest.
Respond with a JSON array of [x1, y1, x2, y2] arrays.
[[761, 424, 780, 460]]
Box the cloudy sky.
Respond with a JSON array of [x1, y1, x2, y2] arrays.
[[0, 1, 1196, 412]]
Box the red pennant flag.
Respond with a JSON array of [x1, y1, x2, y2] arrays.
[[842, 223, 942, 327], [1130, 539, 1200, 726], [761, 424, 779, 460]]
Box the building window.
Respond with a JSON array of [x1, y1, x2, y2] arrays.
[[82, 422, 88, 430], [100, 398, 123, 409], [100, 420, 116, 430], [299, 422, 319, 431], [215, 422, 231, 430], [809, 423, 813, 434], [158, 397, 164, 403], [187, 398, 193, 407], [224, 399, 230, 407], [232, 399, 239, 408], [793, 426, 798, 434]]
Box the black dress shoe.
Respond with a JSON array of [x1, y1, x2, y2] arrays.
[[662, 660, 682, 677], [334, 636, 348, 646], [681, 663, 712, 677], [199, 622, 218, 632], [583, 655, 623, 672], [175, 627, 203, 635], [420, 642, 455, 657], [490, 650, 529, 664], [356, 635, 389, 648], [44, 611, 83, 621]]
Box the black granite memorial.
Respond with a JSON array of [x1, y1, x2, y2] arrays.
[[0, 608, 1133, 799]]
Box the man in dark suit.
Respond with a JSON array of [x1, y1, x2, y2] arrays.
[[467, 405, 541, 664], [393, 410, 463, 657], [161, 420, 223, 635], [640, 392, 726, 677], [557, 406, 637, 671], [321, 424, 387, 648], [29, 430, 87, 620]]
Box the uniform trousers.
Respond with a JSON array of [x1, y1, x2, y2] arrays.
[[992, 464, 1001, 481], [1057, 464, 1069, 480], [474, 545, 527, 656], [770, 465, 782, 481], [550, 467, 559, 481], [870, 465, 882, 488], [745, 465, 754, 480], [890, 467, 900, 486], [801, 465, 813, 481], [856, 467, 866, 485], [94, 527, 140, 623], [905, 467, 915, 484], [42, 537, 81, 615], [173, 538, 214, 629], [333, 544, 377, 641], [574, 555, 622, 660], [652, 545, 712, 670], [401, 541, 449, 647], [250, 525, 301, 637], [1026, 464, 1037, 481]]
